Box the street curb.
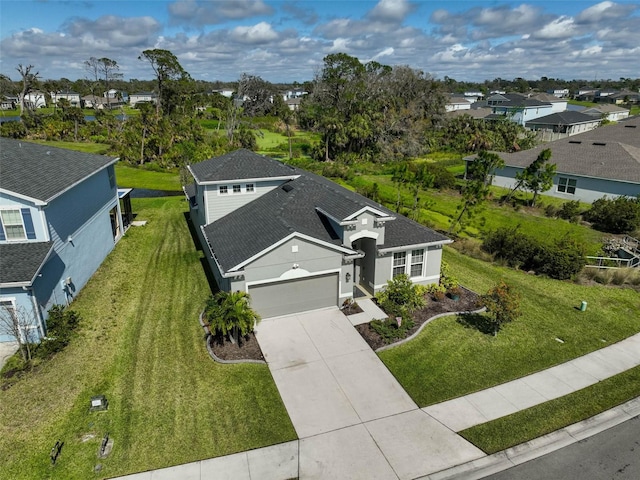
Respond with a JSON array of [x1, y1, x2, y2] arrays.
[[421, 396, 640, 480]]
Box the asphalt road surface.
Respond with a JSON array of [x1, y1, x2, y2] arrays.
[[482, 415, 640, 480]]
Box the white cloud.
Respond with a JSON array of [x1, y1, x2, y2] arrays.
[[168, 0, 273, 26], [230, 22, 279, 44], [368, 0, 415, 22], [533, 17, 577, 40]]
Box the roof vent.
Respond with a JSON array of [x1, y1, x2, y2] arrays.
[[592, 142, 606, 146], [569, 140, 582, 144], [282, 183, 293, 192]]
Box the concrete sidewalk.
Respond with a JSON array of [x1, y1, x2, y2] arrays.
[[111, 319, 640, 480], [423, 332, 640, 432]]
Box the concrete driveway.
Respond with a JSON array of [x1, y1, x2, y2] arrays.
[[255, 308, 484, 479]]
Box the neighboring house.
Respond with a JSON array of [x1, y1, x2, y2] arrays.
[[525, 111, 601, 136], [22, 91, 46, 109], [0, 139, 128, 343], [285, 97, 302, 111], [212, 89, 234, 98], [475, 116, 640, 203], [185, 150, 451, 318], [445, 96, 472, 112], [82, 95, 126, 109], [1, 96, 18, 110], [283, 88, 308, 100], [547, 88, 569, 98], [446, 107, 492, 120], [604, 91, 640, 105], [531, 93, 568, 114], [50, 91, 82, 107], [582, 105, 630, 122], [129, 92, 158, 107], [486, 93, 553, 125], [463, 91, 484, 102]]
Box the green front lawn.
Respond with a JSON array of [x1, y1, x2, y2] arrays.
[[379, 247, 640, 406], [115, 165, 181, 190], [0, 197, 295, 479]]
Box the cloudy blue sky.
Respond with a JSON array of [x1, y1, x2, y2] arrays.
[[1, 0, 639, 83]]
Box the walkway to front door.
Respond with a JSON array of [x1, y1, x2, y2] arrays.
[[255, 307, 484, 479]]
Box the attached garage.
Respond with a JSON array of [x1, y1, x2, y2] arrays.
[[248, 273, 338, 318]]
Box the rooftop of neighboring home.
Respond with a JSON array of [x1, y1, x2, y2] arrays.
[[0, 138, 117, 203], [583, 104, 630, 114], [497, 116, 640, 183], [525, 111, 601, 126]]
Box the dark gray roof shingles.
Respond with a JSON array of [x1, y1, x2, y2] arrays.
[[526, 111, 600, 126], [201, 159, 450, 272], [499, 116, 640, 183], [0, 138, 117, 202], [0, 242, 53, 284], [189, 149, 297, 183]]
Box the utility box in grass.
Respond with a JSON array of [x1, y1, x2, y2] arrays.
[[90, 395, 108, 412], [580, 301, 588, 312]]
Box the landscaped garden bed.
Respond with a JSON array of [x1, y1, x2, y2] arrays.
[[207, 333, 265, 362], [356, 287, 480, 350]]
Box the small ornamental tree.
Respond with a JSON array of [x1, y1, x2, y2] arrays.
[[480, 281, 521, 336], [205, 291, 260, 344]]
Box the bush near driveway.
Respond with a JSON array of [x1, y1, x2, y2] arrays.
[[0, 197, 295, 480]]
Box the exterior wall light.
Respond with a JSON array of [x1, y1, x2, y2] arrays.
[[346, 272, 351, 282]]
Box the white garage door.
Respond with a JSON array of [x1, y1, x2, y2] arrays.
[[248, 273, 339, 318]]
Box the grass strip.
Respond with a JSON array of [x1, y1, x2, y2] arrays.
[[0, 197, 295, 479], [379, 247, 640, 406], [460, 365, 640, 454]]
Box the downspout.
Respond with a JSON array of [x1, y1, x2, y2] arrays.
[[23, 286, 46, 339]]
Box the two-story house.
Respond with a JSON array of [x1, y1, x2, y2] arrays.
[[0, 139, 125, 342], [129, 92, 158, 107], [50, 90, 82, 107], [184, 150, 451, 319], [486, 93, 554, 126]]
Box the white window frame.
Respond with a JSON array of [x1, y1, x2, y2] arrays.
[[218, 185, 229, 195], [392, 252, 406, 277], [558, 177, 577, 194], [410, 249, 424, 278], [232, 184, 242, 194], [246, 183, 255, 193], [0, 209, 27, 241]]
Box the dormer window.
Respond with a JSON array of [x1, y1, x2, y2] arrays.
[[233, 184, 241, 193], [246, 183, 255, 193], [219, 186, 228, 195]]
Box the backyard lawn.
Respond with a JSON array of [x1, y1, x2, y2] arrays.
[[379, 247, 640, 406], [0, 196, 295, 479]]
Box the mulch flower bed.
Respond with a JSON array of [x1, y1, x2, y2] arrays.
[[208, 333, 265, 362], [355, 287, 481, 351]]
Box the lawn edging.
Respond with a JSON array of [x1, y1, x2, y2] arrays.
[[198, 311, 266, 365], [376, 305, 487, 353]]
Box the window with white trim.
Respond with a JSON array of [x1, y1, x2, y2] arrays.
[[233, 184, 241, 193], [393, 252, 406, 277], [1, 209, 36, 241], [246, 183, 255, 193], [219, 185, 228, 195], [558, 177, 577, 194], [410, 249, 424, 277]]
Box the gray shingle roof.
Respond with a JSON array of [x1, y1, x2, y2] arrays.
[[189, 149, 297, 183], [525, 111, 600, 126], [499, 116, 640, 183], [0, 242, 53, 284], [0, 138, 117, 203], [201, 162, 450, 272]]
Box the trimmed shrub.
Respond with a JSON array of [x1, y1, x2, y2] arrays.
[[36, 305, 81, 359], [375, 274, 426, 319], [584, 196, 640, 234], [558, 200, 582, 223], [483, 227, 586, 279]]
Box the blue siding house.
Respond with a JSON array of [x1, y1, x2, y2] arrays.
[[0, 139, 124, 342]]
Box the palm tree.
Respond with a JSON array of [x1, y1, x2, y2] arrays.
[[205, 291, 260, 344]]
